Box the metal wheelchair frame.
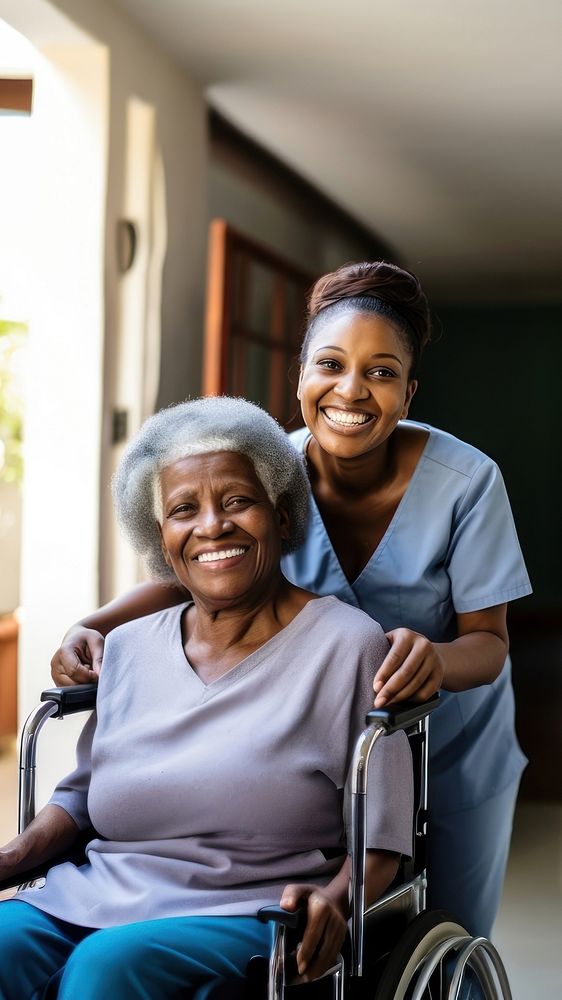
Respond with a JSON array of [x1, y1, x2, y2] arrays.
[[13, 686, 513, 1000]]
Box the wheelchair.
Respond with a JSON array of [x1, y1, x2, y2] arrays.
[[2, 686, 512, 999]]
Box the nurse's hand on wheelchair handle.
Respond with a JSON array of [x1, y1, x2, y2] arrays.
[[279, 883, 347, 981], [50, 627, 104, 687], [373, 628, 445, 708]]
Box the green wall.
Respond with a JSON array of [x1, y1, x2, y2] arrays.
[[410, 303, 562, 610]]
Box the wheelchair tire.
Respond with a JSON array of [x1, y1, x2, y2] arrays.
[[373, 909, 470, 999]]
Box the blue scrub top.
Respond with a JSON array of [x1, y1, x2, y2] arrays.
[[282, 421, 531, 814]]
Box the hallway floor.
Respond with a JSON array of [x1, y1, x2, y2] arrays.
[[1, 747, 561, 996], [494, 801, 562, 997]]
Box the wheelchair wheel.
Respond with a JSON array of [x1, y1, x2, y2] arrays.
[[373, 909, 471, 999]]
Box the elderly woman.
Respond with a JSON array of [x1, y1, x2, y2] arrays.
[[0, 397, 412, 1000]]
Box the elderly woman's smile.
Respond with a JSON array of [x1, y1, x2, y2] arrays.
[[158, 451, 288, 607], [193, 546, 248, 565]]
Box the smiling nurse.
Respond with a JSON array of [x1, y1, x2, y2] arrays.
[[51, 261, 532, 937]]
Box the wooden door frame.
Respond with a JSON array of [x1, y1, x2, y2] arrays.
[[203, 219, 315, 396]]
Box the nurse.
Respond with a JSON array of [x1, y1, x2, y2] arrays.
[[51, 260, 531, 938]]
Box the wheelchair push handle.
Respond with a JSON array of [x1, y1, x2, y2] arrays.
[[366, 693, 440, 734], [257, 904, 307, 935], [40, 684, 98, 718]]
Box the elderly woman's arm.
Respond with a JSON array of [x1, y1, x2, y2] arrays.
[[51, 582, 186, 686], [280, 849, 399, 980], [0, 805, 80, 881]]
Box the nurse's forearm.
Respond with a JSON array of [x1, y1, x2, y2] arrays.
[[51, 583, 188, 686], [438, 629, 508, 692], [69, 581, 186, 638], [439, 603, 509, 691]]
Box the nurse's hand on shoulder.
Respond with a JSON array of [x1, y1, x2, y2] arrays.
[[50, 627, 104, 687], [373, 628, 445, 707]]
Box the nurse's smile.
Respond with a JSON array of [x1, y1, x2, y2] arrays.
[[321, 407, 376, 431]]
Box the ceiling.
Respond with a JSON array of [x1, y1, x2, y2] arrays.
[[115, 0, 562, 299]]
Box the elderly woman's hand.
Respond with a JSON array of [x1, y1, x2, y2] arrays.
[[373, 628, 445, 707], [50, 627, 104, 687], [0, 844, 21, 882], [0, 805, 80, 883], [279, 883, 348, 981]]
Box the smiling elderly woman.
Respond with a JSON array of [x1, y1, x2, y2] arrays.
[[0, 397, 413, 1000]]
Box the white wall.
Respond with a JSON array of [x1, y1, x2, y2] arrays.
[[0, 13, 109, 810], [40, 0, 209, 601], [0, 0, 208, 810], [0, 484, 21, 613]]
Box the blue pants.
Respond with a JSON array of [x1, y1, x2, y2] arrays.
[[0, 901, 272, 999], [427, 778, 520, 937]]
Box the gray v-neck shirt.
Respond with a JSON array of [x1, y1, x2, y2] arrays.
[[19, 597, 413, 928]]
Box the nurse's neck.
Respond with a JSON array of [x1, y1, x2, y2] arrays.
[[306, 434, 396, 499]]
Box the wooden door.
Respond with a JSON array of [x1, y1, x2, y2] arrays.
[[203, 219, 315, 430]]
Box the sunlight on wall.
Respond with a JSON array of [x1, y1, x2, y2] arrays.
[[0, 12, 109, 811], [106, 96, 168, 599]]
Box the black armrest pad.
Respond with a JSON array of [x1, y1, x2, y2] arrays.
[[257, 905, 307, 934], [40, 684, 98, 718], [366, 694, 440, 733]]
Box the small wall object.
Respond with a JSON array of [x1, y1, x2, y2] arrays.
[[116, 219, 138, 273]]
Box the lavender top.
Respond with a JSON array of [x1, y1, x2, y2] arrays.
[[18, 597, 413, 928]]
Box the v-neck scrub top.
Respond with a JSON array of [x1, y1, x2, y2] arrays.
[[17, 597, 413, 928], [282, 422, 532, 814]]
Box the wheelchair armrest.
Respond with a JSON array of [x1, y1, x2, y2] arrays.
[[40, 684, 98, 718], [366, 694, 440, 734], [257, 905, 307, 934]]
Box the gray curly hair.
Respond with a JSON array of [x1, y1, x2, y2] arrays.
[[112, 396, 310, 581]]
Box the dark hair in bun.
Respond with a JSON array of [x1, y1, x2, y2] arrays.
[[302, 261, 431, 376]]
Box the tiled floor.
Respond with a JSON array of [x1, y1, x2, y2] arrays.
[[494, 802, 562, 997], [1, 745, 561, 995]]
